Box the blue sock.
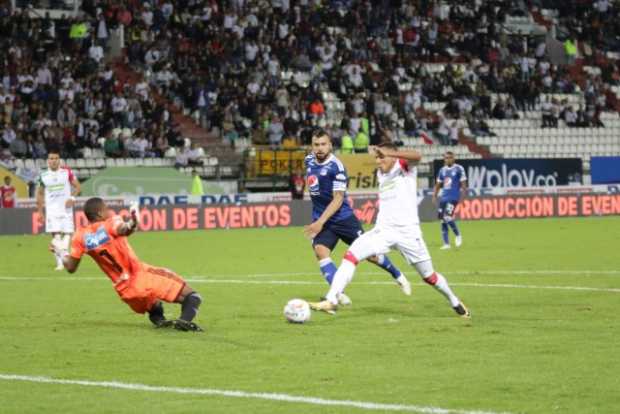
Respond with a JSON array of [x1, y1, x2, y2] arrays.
[[447, 220, 460, 236], [441, 222, 449, 245], [374, 254, 401, 280], [319, 258, 337, 285]]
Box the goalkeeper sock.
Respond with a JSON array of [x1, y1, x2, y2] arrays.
[[180, 292, 202, 322], [373, 254, 401, 279], [148, 301, 166, 325], [319, 258, 337, 285]]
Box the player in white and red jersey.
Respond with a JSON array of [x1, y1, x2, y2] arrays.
[[310, 142, 470, 318], [36, 149, 81, 270]]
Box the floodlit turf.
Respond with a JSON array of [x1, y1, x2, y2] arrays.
[[1, 217, 619, 414]]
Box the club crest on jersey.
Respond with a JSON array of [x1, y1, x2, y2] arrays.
[[320, 168, 328, 176], [84, 226, 111, 250]]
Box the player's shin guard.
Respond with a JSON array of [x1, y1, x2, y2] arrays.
[[325, 252, 358, 305], [319, 258, 337, 285], [441, 221, 449, 245], [374, 254, 401, 279], [180, 292, 202, 322]]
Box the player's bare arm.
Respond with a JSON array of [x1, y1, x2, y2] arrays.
[[65, 176, 81, 208], [304, 190, 344, 238], [459, 180, 468, 201], [36, 185, 45, 224], [370, 146, 422, 164], [432, 181, 442, 204]]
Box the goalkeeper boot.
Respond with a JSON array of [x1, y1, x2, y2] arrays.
[[309, 300, 338, 315], [173, 319, 204, 332]]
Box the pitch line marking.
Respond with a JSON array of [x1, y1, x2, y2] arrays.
[[0, 374, 511, 414], [0, 276, 619, 293]]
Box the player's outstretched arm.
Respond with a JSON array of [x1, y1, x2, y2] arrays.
[[115, 205, 140, 237], [370, 146, 422, 164]]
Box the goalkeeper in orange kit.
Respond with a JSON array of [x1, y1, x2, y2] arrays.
[[57, 197, 204, 332]]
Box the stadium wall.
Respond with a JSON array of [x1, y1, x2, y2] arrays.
[[1, 193, 619, 235]]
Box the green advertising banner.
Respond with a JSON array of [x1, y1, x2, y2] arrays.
[[81, 167, 231, 196]]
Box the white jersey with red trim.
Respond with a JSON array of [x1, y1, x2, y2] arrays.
[[38, 167, 75, 216], [376, 159, 420, 229]]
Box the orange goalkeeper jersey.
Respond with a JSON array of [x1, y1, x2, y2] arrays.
[[70, 215, 142, 284]]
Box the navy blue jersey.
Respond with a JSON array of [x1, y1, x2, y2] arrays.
[[437, 164, 467, 202], [305, 153, 354, 224]]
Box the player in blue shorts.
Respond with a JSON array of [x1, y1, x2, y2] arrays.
[[303, 130, 411, 304], [433, 151, 467, 250]]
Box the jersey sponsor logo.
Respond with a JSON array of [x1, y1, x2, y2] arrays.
[[84, 226, 111, 250], [320, 168, 328, 176], [307, 175, 320, 195], [443, 177, 453, 189]]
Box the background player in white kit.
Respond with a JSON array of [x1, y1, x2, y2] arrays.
[[36, 149, 81, 270], [310, 143, 470, 318]]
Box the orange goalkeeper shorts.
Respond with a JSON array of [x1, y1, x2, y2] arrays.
[[116, 264, 186, 314]]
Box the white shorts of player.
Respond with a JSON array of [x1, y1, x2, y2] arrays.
[[46, 213, 75, 234], [349, 225, 431, 267]]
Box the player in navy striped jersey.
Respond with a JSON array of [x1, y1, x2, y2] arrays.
[[433, 152, 467, 249], [303, 130, 411, 304]]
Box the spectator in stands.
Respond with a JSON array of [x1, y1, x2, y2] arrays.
[[175, 146, 189, 168], [563, 106, 578, 127], [1, 176, 16, 208], [10, 133, 28, 158], [187, 142, 205, 166], [354, 128, 369, 153], [267, 115, 284, 149], [289, 168, 305, 200], [104, 133, 123, 158]]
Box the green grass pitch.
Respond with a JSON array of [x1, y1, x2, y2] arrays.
[[0, 217, 619, 413]]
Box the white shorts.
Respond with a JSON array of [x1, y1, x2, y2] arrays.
[[348, 225, 431, 265], [46, 212, 75, 234]]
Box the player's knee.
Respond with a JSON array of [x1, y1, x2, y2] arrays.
[[414, 260, 435, 279], [343, 250, 359, 265], [423, 272, 438, 285], [313, 245, 331, 260], [187, 292, 202, 306]]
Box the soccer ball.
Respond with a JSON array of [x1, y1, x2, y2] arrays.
[[283, 299, 311, 323]]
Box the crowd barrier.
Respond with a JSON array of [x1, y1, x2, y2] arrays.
[[1, 193, 619, 235]]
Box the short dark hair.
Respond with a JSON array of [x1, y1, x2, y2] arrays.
[[444, 151, 455, 157], [48, 147, 61, 156], [311, 129, 331, 141], [378, 141, 398, 151], [84, 197, 105, 222]]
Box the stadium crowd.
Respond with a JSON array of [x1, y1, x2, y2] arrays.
[[1, 0, 619, 162]]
